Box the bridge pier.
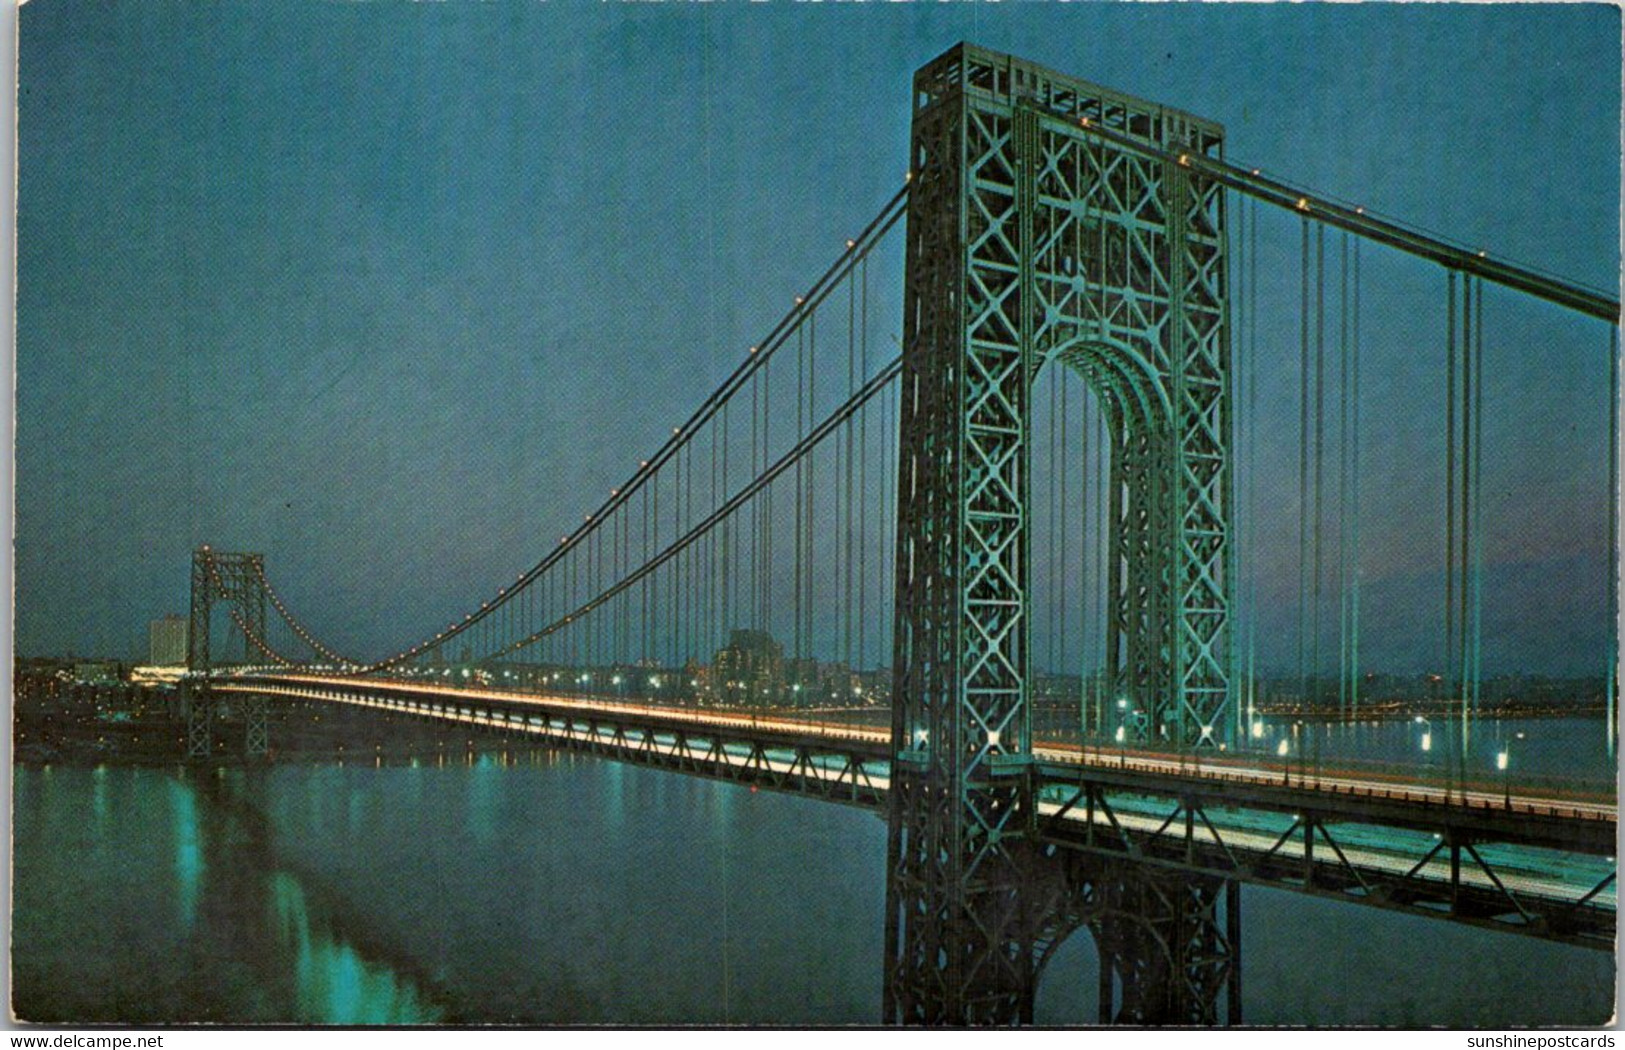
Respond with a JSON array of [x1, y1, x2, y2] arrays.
[[885, 828, 1242, 1025], [1021, 847, 1241, 1025], [243, 695, 269, 757], [182, 682, 213, 760], [181, 682, 271, 759], [1089, 864, 1240, 1025]]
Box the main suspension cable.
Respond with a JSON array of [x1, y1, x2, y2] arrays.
[[354, 186, 909, 674], [488, 358, 903, 662]]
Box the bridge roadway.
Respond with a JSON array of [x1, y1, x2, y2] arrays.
[[215, 672, 1617, 950]]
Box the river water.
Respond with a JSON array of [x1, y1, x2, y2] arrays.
[[10, 718, 1617, 1026]]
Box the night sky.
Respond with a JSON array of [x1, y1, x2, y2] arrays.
[[14, 1, 1620, 676]]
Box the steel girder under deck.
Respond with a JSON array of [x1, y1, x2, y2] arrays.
[[886, 44, 1233, 1024], [1034, 762, 1616, 952], [217, 678, 892, 809]]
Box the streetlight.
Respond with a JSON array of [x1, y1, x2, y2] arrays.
[[1289, 721, 1304, 785], [1499, 731, 1526, 809], [1413, 715, 1433, 753]]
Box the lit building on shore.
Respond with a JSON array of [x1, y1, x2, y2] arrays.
[[711, 629, 784, 706], [149, 614, 188, 667]]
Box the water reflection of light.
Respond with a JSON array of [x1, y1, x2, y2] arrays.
[[604, 761, 625, 830], [468, 752, 498, 846], [347, 789, 366, 839], [167, 777, 203, 932], [92, 765, 109, 831], [266, 872, 441, 1024]]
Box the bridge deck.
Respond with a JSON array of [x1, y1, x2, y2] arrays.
[[215, 673, 1617, 950]]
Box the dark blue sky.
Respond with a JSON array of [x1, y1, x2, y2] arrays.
[[14, 1, 1620, 674]]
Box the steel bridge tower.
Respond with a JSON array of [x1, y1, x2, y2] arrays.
[[886, 44, 1236, 1024], [184, 546, 271, 758]]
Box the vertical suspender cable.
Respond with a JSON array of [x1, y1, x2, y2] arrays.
[[795, 325, 806, 669], [1247, 196, 1260, 733], [1298, 218, 1311, 716], [584, 520, 592, 674], [753, 369, 762, 639], [1350, 237, 1362, 718], [642, 485, 650, 665], [571, 535, 579, 680], [1098, 401, 1109, 735], [1095, 149, 1110, 738], [1460, 277, 1474, 762], [762, 363, 772, 645], [1229, 192, 1246, 743], [1053, 364, 1066, 724], [1609, 324, 1620, 759], [806, 312, 816, 672], [686, 440, 695, 685], [881, 355, 894, 682], [722, 402, 730, 645], [687, 439, 696, 677], [1053, 357, 1066, 682], [685, 435, 692, 676], [671, 447, 680, 677], [1338, 231, 1350, 719], [593, 525, 601, 674], [1471, 280, 1484, 732], [751, 369, 759, 636], [1313, 223, 1326, 720], [1445, 270, 1458, 789], [711, 417, 720, 664], [1312, 224, 1325, 772], [1079, 385, 1090, 736], [618, 508, 626, 670], [653, 481, 661, 669], [858, 257, 870, 678], [612, 486, 621, 670], [671, 450, 680, 678], [807, 316, 816, 681], [846, 269, 858, 680]]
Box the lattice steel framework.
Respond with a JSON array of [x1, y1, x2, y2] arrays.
[[886, 44, 1233, 1023], [187, 547, 271, 757], [1090, 865, 1239, 1024]]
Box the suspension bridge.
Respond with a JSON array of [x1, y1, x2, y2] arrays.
[[175, 45, 1619, 1025]]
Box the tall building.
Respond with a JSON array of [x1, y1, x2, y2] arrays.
[[149, 614, 188, 666], [711, 629, 784, 706]]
